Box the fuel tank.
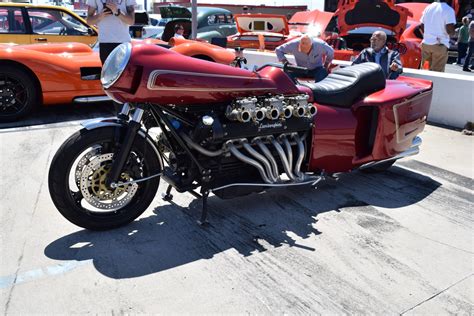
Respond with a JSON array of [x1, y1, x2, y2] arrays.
[[107, 43, 300, 105]]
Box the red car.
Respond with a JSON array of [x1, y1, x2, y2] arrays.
[[333, 0, 421, 68], [48, 42, 433, 229], [228, 0, 424, 69]]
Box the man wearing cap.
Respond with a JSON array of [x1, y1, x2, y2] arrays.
[[276, 35, 334, 82]]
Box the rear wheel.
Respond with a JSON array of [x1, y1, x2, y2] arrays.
[[0, 65, 39, 122], [48, 127, 161, 230]]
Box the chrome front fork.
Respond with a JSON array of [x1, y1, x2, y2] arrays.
[[106, 103, 145, 187]]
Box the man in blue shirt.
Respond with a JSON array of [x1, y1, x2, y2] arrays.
[[352, 31, 403, 79], [276, 35, 334, 82]]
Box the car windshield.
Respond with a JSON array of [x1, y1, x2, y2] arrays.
[[29, 9, 89, 35]]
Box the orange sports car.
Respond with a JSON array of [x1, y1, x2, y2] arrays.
[[0, 39, 235, 122]]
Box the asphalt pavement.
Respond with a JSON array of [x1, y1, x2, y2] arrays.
[[0, 107, 472, 314], [445, 63, 474, 76]]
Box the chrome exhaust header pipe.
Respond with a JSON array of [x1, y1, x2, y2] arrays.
[[292, 134, 305, 180], [270, 137, 297, 181], [280, 135, 293, 173], [254, 138, 280, 181], [228, 142, 272, 183], [242, 141, 278, 183]]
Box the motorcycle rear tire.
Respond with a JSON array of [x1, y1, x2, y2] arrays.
[[48, 126, 161, 230]]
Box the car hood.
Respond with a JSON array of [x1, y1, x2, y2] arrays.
[[234, 14, 289, 35], [396, 2, 429, 22], [335, 0, 412, 40], [289, 10, 334, 36]]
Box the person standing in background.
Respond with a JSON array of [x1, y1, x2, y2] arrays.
[[454, 17, 470, 65], [420, 0, 456, 72], [86, 0, 136, 65], [462, 19, 474, 72]]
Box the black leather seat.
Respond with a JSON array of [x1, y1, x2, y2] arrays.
[[301, 62, 386, 108]]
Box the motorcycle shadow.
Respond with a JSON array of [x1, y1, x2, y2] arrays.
[[44, 165, 441, 279]]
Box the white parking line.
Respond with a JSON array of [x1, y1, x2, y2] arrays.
[[0, 260, 91, 289]]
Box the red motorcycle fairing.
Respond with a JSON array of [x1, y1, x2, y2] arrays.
[[106, 43, 300, 105], [308, 78, 432, 173]]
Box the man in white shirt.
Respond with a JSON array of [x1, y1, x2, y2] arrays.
[[86, 0, 136, 65], [420, 0, 456, 72]]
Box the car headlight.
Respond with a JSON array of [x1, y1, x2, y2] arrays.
[[101, 42, 132, 89]]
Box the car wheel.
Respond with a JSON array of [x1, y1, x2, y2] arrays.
[[0, 65, 39, 122]]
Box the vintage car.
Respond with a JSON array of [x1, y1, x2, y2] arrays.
[[146, 6, 237, 42], [0, 3, 97, 45], [332, 0, 420, 68], [0, 39, 235, 122]]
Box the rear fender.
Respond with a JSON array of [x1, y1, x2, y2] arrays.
[[82, 117, 163, 169]]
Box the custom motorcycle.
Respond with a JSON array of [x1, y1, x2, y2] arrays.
[[48, 43, 432, 230]]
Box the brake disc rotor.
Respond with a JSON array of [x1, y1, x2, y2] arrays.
[[77, 153, 138, 211]]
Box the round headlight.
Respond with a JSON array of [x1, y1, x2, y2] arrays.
[[101, 42, 132, 89]]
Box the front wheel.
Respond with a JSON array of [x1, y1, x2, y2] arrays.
[[48, 127, 161, 230]]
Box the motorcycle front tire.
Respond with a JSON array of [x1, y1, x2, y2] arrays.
[[48, 126, 161, 230]]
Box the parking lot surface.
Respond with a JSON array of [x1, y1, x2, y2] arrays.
[[0, 114, 472, 314]]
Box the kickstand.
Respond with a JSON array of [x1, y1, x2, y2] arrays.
[[197, 190, 209, 226], [162, 185, 173, 202]]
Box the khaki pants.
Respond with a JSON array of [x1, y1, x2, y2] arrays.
[[421, 43, 449, 72]]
